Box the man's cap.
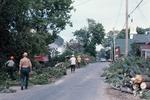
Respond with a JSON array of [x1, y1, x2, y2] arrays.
[[72, 55, 74, 57], [23, 52, 28, 57]]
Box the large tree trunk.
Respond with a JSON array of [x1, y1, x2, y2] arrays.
[[131, 75, 150, 84], [140, 82, 150, 90]]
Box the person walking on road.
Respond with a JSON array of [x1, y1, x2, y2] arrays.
[[5, 56, 15, 80], [19, 52, 32, 90], [77, 55, 81, 68], [69, 55, 76, 73]]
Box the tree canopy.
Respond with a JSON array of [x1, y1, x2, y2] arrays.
[[0, 0, 73, 61], [102, 31, 114, 48], [136, 27, 145, 34], [73, 19, 105, 57]]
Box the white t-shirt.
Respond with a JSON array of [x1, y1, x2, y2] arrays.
[[6, 60, 15, 67], [70, 57, 76, 65]]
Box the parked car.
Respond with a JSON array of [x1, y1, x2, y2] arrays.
[[100, 58, 106, 62], [108, 59, 113, 62]]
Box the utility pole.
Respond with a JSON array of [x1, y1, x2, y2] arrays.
[[113, 28, 116, 61], [125, 0, 129, 57]]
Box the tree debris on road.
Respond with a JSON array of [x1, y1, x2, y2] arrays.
[[102, 57, 150, 99]]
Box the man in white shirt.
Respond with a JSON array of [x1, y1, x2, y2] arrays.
[[5, 56, 15, 80], [69, 55, 76, 72]]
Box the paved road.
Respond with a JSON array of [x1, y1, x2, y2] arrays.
[[0, 62, 110, 100]]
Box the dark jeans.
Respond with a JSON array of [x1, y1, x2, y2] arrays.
[[70, 65, 76, 72], [20, 67, 30, 89], [77, 62, 81, 68], [7, 67, 15, 80]]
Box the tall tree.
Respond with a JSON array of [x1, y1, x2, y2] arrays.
[[116, 29, 130, 39], [74, 28, 90, 49], [0, 0, 73, 61], [88, 19, 105, 45], [102, 31, 114, 48], [74, 19, 105, 57], [136, 27, 146, 34]]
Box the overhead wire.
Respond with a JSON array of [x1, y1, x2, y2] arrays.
[[119, 0, 144, 31], [128, 0, 150, 28], [128, 0, 144, 17], [74, 0, 146, 32]]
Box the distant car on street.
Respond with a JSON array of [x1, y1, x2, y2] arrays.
[[100, 58, 106, 62]]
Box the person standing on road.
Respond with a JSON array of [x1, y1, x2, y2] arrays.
[[5, 56, 15, 80], [77, 55, 81, 68], [19, 52, 32, 90], [69, 55, 76, 73]]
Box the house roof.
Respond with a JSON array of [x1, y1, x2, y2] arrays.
[[114, 34, 150, 55], [48, 36, 64, 49], [133, 34, 150, 43], [48, 43, 59, 49]]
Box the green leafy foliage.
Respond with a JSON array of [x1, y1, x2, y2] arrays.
[[30, 66, 66, 85], [102, 36, 113, 48], [116, 29, 130, 39], [102, 57, 150, 88], [140, 90, 150, 99], [136, 27, 146, 34], [130, 43, 141, 56], [73, 19, 105, 57], [0, 0, 74, 65]]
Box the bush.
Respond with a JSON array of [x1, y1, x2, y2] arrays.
[[30, 65, 67, 85], [102, 57, 150, 88]]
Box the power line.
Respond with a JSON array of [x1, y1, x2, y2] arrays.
[[128, 0, 144, 17]]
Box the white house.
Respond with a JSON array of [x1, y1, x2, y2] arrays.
[[48, 36, 65, 57]]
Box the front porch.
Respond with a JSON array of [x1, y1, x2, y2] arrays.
[[140, 44, 150, 59]]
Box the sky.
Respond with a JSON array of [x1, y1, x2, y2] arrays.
[[59, 0, 150, 42]]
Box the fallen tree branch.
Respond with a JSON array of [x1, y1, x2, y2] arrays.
[[111, 85, 133, 94]]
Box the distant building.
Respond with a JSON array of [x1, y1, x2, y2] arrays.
[[48, 36, 65, 57], [34, 36, 65, 62], [133, 34, 150, 59], [115, 34, 150, 58], [115, 39, 133, 56], [133, 34, 150, 44]]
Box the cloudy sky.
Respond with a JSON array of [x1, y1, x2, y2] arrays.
[[59, 0, 150, 42]]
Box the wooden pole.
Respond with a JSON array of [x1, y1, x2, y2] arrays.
[[125, 0, 129, 57], [113, 28, 116, 61]]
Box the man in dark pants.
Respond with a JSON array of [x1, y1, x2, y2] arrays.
[[20, 67, 30, 90], [5, 56, 15, 80], [69, 55, 76, 73], [19, 52, 32, 90]]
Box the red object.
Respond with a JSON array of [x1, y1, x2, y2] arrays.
[[115, 47, 120, 57], [34, 55, 49, 62], [140, 45, 150, 50]]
